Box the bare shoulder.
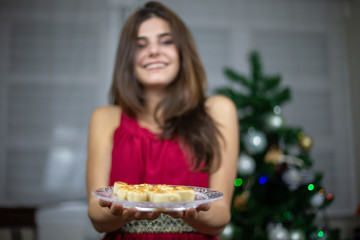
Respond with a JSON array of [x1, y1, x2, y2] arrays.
[[205, 95, 237, 118], [91, 105, 121, 120], [89, 105, 121, 131]]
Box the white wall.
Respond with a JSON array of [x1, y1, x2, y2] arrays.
[[327, 0, 360, 238], [347, 0, 360, 207], [338, 0, 360, 237]]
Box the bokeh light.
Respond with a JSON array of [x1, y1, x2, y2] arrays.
[[327, 193, 333, 200], [234, 178, 243, 187], [308, 184, 315, 191], [259, 176, 267, 184]]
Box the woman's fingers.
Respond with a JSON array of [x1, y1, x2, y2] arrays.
[[196, 203, 210, 212], [183, 204, 211, 220], [165, 211, 184, 219], [148, 212, 161, 220], [109, 203, 125, 216], [134, 211, 161, 220], [121, 208, 136, 220], [99, 199, 112, 208], [99, 199, 204, 221], [184, 208, 197, 219], [103, 202, 161, 221], [165, 203, 211, 220], [100, 202, 135, 221]]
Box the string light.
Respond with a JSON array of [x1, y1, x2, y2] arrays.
[[308, 184, 314, 191], [319, 189, 324, 195], [318, 231, 324, 237], [234, 178, 243, 187], [259, 176, 267, 184], [327, 193, 333, 200]]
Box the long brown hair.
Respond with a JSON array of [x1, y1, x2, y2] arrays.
[[109, 1, 222, 172]]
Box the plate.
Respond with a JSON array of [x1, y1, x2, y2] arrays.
[[92, 186, 224, 212]]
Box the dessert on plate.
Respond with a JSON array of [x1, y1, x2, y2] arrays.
[[112, 181, 195, 202]]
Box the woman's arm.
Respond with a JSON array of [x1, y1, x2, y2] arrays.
[[174, 95, 239, 236], [86, 106, 129, 232], [87, 106, 161, 233]]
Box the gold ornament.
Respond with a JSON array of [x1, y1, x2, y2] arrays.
[[233, 191, 250, 211], [298, 135, 313, 151], [264, 146, 283, 164]]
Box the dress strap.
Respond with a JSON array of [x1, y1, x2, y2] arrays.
[[120, 111, 129, 124], [119, 112, 136, 130]]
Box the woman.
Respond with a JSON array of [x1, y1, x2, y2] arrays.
[[86, 1, 238, 239]]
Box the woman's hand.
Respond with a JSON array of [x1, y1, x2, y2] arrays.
[[99, 199, 161, 221], [165, 203, 210, 220]]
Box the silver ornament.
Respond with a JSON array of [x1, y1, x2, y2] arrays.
[[244, 129, 267, 154], [264, 112, 284, 131], [282, 167, 302, 191], [238, 153, 256, 176], [289, 229, 306, 240], [273, 105, 282, 115], [310, 193, 325, 208], [219, 222, 235, 240], [268, 223, 289, 240]]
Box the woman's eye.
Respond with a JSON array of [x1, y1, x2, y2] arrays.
[[136, 41, 147, 48], [137, 44, 146, 49], [161, 40, 173, 45]]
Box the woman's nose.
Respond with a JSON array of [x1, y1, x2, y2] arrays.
[[148, 43, 160, 56]]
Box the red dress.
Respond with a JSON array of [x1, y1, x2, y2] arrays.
[[103, 113, 218, 240]]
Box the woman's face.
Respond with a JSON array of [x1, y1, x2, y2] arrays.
[[134, 17, 180, 89]]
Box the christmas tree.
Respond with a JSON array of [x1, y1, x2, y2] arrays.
[[216, 51, 340, 240]]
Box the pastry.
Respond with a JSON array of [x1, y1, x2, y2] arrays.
[[116, 185, 135, 200], [127, 188, 148, 201], [150, 189, 181, 202], [174, 186, 195, 201], [112, 182, 195, 202], [113, 181, 128, 194]]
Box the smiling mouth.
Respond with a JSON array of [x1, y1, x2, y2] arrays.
[[145, 63, 167, 70]]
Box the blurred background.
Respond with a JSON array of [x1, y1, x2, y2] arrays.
[[0, 0, 359, 239]]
